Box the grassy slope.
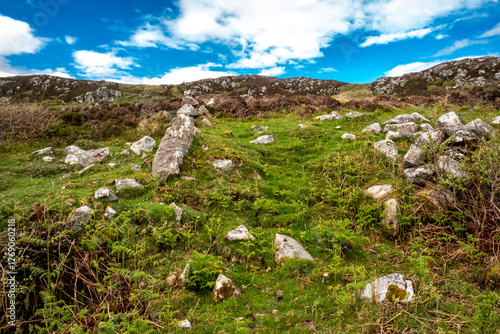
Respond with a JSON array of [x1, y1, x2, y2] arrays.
[[0, 102, 499, 333]]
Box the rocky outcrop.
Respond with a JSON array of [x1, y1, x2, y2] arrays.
[[274, 234, 314, 265], [359, 273, 414, 303], [83, 86, 122, 104]]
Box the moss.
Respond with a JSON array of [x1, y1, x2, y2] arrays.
[[386, 284, 408, 302], [481, 264, 500, 290], [215, 281, 236, 302]]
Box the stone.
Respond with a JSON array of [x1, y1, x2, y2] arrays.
[[358, 273, 414, 303], [33, 147, 54, 155], [78, 164, 94, 175], [108, 163, 116, 168], [121, 150, 130, 156], [341, 133, 355, 140], [386, 131, 414, 141], [198, 105, 211, 116], [250, 135, 274, 144], [180, 175, 196, 181], [65, 147, 110, 166], [298, 122, 309, 129], [364, 185, 395, 199], [211, 159, 235, 171], [362, 123, 382, 134], [177, 104, 201, 117], [201, 118, 212, 127], [492, 116, 500, 125], [420, 123, 433, 132], [94, 187, 118, 201], [417, 188, 456, 213], [71, 205, 93, 232], [330, 111, 343, 120], [225, 225, 255, 241], [435, 111, 464, 136], [437, 156, 467, 179], [450, 130, 480, 146], [374, 140, 398, 161], [276, 290, 285, 301], [178, 319, 192, 331], [130, 136, 156, 155], [384, 122, 419, 134], [415, 130, 445, 147], [115, 179, 143, 190], [169, 203, 183, 222], [463, 119, 495, 138], [43, 156, 55, 162], [404, 144, 428, 167], [346, 111, 363, 118], [64, 145, 85, 156], [179, 263, 191, 285], [152, 114, 197, 179], [251, 125, 269, 132], [274, 233, 314, 265], [314, 113, 341, 121], [213, 274, 242, 302], [207, 98, 216, 106], [104, 206, 117, 218], [404, 166, 436, 186], [384, 114, 415, 125], [382, 199, 400, 238], [132, 164, 142, 172], [411, 112, 430, 123]]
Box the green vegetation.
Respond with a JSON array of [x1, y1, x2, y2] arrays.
[[0, 98, 499, 333]]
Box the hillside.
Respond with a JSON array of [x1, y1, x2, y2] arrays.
[[0, 58, 500, 333]]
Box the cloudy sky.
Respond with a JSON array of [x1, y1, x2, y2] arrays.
[[0, 0, 499, 84]]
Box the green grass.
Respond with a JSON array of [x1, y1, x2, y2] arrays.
[[1, 104, 499, 333]]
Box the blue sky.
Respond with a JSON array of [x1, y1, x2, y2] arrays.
[[0, 0, 499, 84]]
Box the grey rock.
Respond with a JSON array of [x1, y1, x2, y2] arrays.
[[446, 150, 466, 160], [314, 112, 342, 121], [177, 104, 201, 117], [130, 136, 156, 155], [43, 156, 55, 162], [169, 203, 183, 222], [64, 145, 85, 156], [492, 116, 500, 124], [213, 274, 242, 302], [78, 164, 94, 175], [346, 111, 363, 118], [180, 263, 191, 285], [201, 118, 212, 127], [384, 122, 418, 134], [420, 123, 433, 132], [411, 112, 430, 123], [225, 225, 255, 241], [71, 205, 93, 232], [33, 147, 54, 155], [463, 119, 495, 138], [341, 133, 356, 140], [104, 206, 117, 218], [417, 188, 456, 213], [178, 319, 192, 331], [211, 159, 235, 171], [450, 130, 480, 146], [94, 187, 118, 201], [382, 199, 400, 238], [364, 185, 395, 199], [435, 111, 464, 136], [403, 144, 428, 167], [152, 114, 197, 179], [362, 123, 382, 134], [384, 114, 415, 125], [108, 163, 116, 168], [415, 130, 445, 147], [437, 156, 467, 179], [359, 273, 414, 303], [404, 166, 436, 186], [250, 135, 274, 144], [121, 150, 130, 156], [207, 98, 216, 106], [274, 234, 314, 265], [64, 147, 110, 166], [251, 125, 269, 132], [180, 175, 196, 180], [115, 179, 143, 190], [198, 105, 211, 116], [374, 139, 398, 161], [386, 131, 414, 141], [132, 164, 142, 172]]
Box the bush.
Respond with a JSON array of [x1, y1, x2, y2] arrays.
[[0, 103, 60, 141]]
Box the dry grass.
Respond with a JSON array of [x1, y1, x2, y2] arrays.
[[0, 103, 60, 141], [333, 84, 375, 103]]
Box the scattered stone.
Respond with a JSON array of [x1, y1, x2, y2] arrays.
[[94, 187, 118, 201], [152, 114, 197, 179], [492, 116, 500, 124], [121, 150, 130, 156], [64, 147, 110, 166], [276, 290, 285, 301], [251, 125, 269, 132], [450, 130, 480, 146], [417, 187, 456, 213], [386, 131, 414, 141], [346, 111, 363, 118], [384, 122, 419, 134], [274, 233, 315, 265], [108, 163, 116, 168], [435, 111, 464, 136], [335, 126, 342, 129], [211, 159, 235, 171], [404, 144, 428, 167], [314, 114, 339, 121], [202, 145, 209, 151], [180, 263, 191, 285], [43, 156, 55, 162], [362, 123, 382, 134], [169, 203, 183, 222], [180, 175, 196, 181], [130, 136, 156, 155], [341, 133, 355, 140], [71, 205, 93, 232], [104, 206, 117, 218], [250, 135, 275, 144], [115, 179, 143, 190], [198, 105, 211, 116], [420, 123, 433, 132], [32, 147, 54, 155], [225, 224, 255, 241], [132, 164, 142, 172], [330, 111, 343, 120], [359, 273, 414, 303], [213, 274, 242, 302], [207, 98, 215, 106], [374, 139, 398, 161], [437, 156, 467, 179], [382, 199, 400, 238], [384, 114, 415, 125], [78, 164, 94, 175], [411, 112, 430, 123], [364, 185, 395, 199], [271, 309, 279, 315], [201, 118, 212, 127], [178, 319, 192, 331], [463, 119, 495, 138], [404, 166, 436, 186]]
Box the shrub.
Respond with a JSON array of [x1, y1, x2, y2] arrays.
[[0, 103, 60, 141]]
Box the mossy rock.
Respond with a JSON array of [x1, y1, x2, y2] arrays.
[[479, 264, 500, 290]]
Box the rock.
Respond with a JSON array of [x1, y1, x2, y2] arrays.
[[104, 206, 117, 218], [94, 187, 118, 201], [359, 273, 414, 303], [374, 139, 398, 161], [65, 148, 110, 166], [404, 166, 436, 186], [298, 122, 309, 129], [211, 159, 235, 171], [492, 116, 500, 124], [225, 225, 255, 241], [179, 263, 191, 285], [178, 319, 192, 331], [177, 104, 201, 117], [341, 133, 356, 140], [201, 118, 212, 127], [198, 105, 211, 116], [404, 144, 428, 167], [207, 98, 215, 106], [446, 150, 466, 160], [132, 164, 142, 172], [169, 203, 183, 222], [141, 152, 147, 158], [314, 113, 341, 121], [450, 130, 480, 146], [274, 233, 314, 265], [276, 290, 285, 301], [115, 179, 143, 190], [130, 136, 156, 155], [213, 274, 242, 302], [330, 111, 343, 120], [420, 123, 433, 132], [384, 114, 415, 125], [346, 111, 363, 118], [415, 129, 445, 147], [364, 185, 395, 199], [251, 125, 269, 132], [362, 123, 382, 134], [78, 164, 94, 175], [335, 126, 342, 129], [43, 156, 55, 162], [382, 199, 400, 238], [417, 188, 456, 213], [435, 111, 464, 136], [437, 156, 467, 179], [152, 114, 197, 179], [180, 175, 196, 181], [250, 135, 274, 144], [121, 150, 130, 156], [386, 131, 414, 141], [108, 163, 116, 168], [32, 147, 54, 155], [384, 122, 419, 134], [71, 205, 93, 232], [411, 112, 430, 123], [463, 119, 495, 138], [64, 145, 85, 156]]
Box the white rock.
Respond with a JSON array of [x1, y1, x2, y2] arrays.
[[384, 122, 418, 134], [374, 140, 398, 161], [364, 185, 395, 199], [384, 114, 415, 125], [382, 199, 400, 238], [362, 123, 382, 134], [420, 123, 433, 132], [43, 156, 55, 162], [411, 112, 430, 123], [115, 179, 143, 190], [63, 145, 85, 155], [437, 156, 467, 179], [201, 118, 212, 127], [94, 187, 117, 201], [211, 159, 235, 171], [177, 104, 200, 117], [274, 234, 314, 265], [213, 274, 242, 302], [404, 144, 427, 167], [78, 164, 94, 175], [251, 125, 269, 132], [130, 136, 156, 155], [178, 319, 192, 330], [386, 131, 414, 141], [65, 154, 80, 165], [71, 205, 93, 232], [314, 112, 342, 121], [346, 111, 363, 118], [180, 263, 191, 284], [250, 135, 274, 144], [404, 166, 435, 186], [435, 111, 464, 136], [335, 126, 342, 129], [359, 273, 414, 303], [492, 116, 500, 124], [207, 98, 216, 106], [169, 203, 183, 222], [463, 119, 495, 138], [225, 224, 255, 241], [104, 206, 117, 218], [33, 147, 54, 155], [341, 133, 356, 140]]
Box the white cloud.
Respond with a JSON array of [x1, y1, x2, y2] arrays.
[[65, 36, 77, 45], [259, 67, 285, 77], [384, 61, 442, 77], [0, 56, 73, 78], [361, 28, 432, 47], [435, 34, 448, 40], [73, 50, 135, 78], [115, 63, 235, 85], [479, 22, 500, 38], [116, 23, 197, 49], [319, 67, 339, 73], [433, 38, 488, 57], [0, 15, 48, 56]]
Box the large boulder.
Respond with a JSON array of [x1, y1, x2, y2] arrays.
[[213, 274, 242, 302], [274, 234, 314, 265], [463, 119, 495, 138], [435, 111, 464, 136], [359, 273, 414, 303], [130, 136, 156, 155], [374, 139, 398, 161], [152, 114, 197, 179]]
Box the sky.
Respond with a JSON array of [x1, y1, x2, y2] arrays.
[[0, 0, 499, 85]]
